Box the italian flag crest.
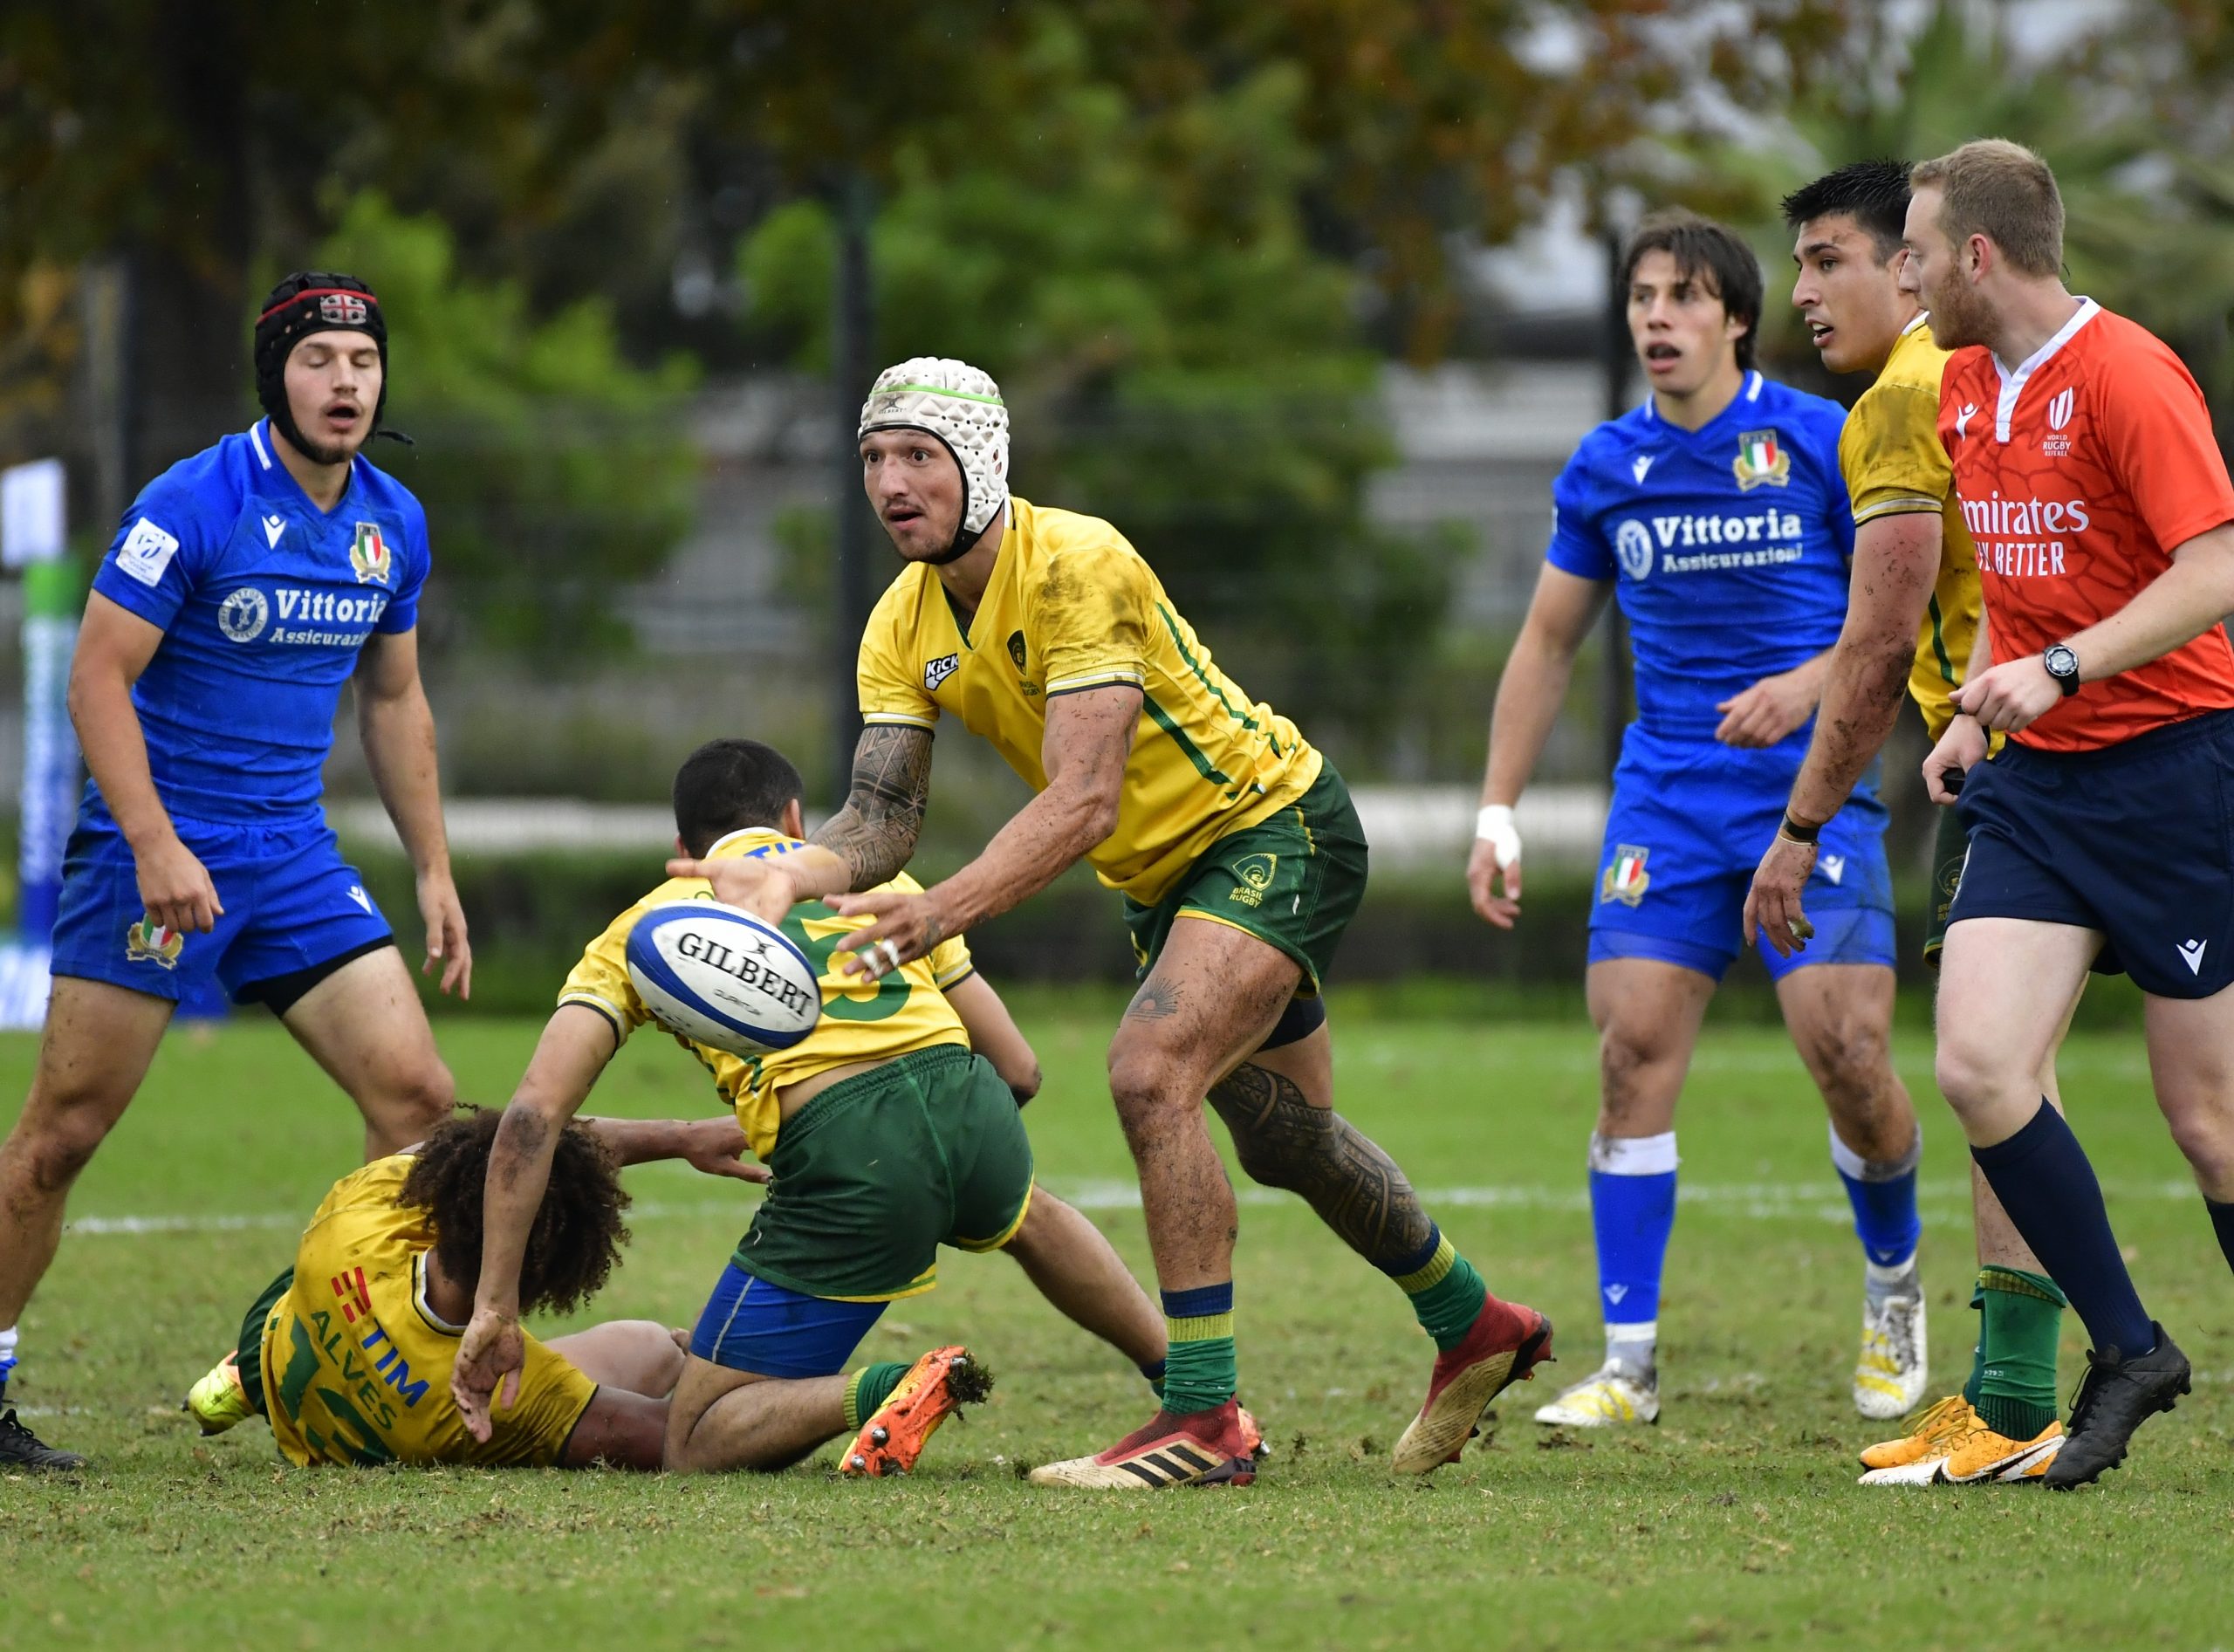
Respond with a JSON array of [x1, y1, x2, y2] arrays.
[[126, 913, 184, 969], [1732, 429, 1791, 491], [350, 521, 393, 586], [1600, 846, 1651, 908]]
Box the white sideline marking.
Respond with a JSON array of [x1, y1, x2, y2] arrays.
[[64, 1177, 2204, 1237]]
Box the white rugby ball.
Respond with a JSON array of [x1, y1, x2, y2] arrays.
[[625, 900, 821, 1057]]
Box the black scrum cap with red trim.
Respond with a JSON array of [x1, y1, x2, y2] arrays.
[[253, 271, 387, 451]]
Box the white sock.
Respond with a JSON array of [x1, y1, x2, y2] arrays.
[[1605, 1321, 1656, 1376], [0, 1324, 18, 1386]]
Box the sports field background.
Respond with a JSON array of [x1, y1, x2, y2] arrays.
[[3, 996, 2226, 1650]]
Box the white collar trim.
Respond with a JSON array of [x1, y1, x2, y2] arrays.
[[1993, 298, 2099, 443], [249, 420, 273, 471], [413, 1251, 465, 1335], [1902, 311, 1930, 338], [703, 826, 788, 858], [1641, 369, 1759, 427]]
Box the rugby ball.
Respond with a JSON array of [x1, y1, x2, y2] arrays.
[[625, 901, 822, 1057]]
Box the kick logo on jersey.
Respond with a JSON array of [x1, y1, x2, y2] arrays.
[[1227, 853, 1278, 908], [124, 913, 184, 969], [1600, 845, 1651, 907], [1731, 430, 1791, 491], [923, 652, 960, 692], [349, 522, 393, 586]]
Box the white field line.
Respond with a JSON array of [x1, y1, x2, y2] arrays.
[[65, 1176, 2204, 1237]]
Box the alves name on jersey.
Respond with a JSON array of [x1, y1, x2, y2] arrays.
[[1546, 371, 1856, 745], [93, 419, 428, 822]]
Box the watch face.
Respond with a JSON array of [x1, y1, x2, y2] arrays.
[[2046, 644, 2079, 684]]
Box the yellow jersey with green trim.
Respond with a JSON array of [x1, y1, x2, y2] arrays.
[[856, 497, 1324, 904], [558, 827, 976, 1160], [257, 1155, 596, 1468], [1839, 313, 1984, 740]]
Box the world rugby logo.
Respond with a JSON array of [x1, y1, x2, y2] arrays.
[[1615, 519, 1654, 580], [219, 586, 270, 643]]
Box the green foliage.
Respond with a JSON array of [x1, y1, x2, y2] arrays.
[[312, 191, 699, 658], [738, 16, 1461, 753]]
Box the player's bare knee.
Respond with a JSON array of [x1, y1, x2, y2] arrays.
[[1596, 1025, 1671, 1128], [1932, 1037, 2010, 1121], [8, 1085, 127, 1193], [2158, 1093, 2234, 1191], [1107, 1037, 1196, 1136]]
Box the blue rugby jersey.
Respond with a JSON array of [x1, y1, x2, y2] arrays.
[[89, 420, 429, 821], [1546, 371, 1855, 745]]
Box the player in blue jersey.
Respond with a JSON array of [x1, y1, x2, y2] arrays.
[[0, 272, 468, 1469], [1467, 212, 1926, 1429]]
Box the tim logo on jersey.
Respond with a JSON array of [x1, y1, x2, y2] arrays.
[[1732, 430, 1791, 491]]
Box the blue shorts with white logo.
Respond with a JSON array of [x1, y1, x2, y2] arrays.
[[1949, 707, 2234, 999], [48, 806, 394, 1006], [1588, 724, 1897, 983], [689, 1262, 886, 1379]]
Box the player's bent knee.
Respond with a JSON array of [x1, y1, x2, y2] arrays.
[[1106, 1038, 1200, 1130]]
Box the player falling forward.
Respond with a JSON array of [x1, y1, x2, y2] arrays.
[[456, 739, 1173, 1477], [1470, 211, 1926, 1429], [185, 1107, 750, 1468], [1742, 160, 2073, 1486], [687, 360, 1549, 1488], [1897, 140, 2234, 1486], [0, 273, 469, 1470]]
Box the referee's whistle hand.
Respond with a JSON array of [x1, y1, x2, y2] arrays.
[[1921, 716, 1987, 805]]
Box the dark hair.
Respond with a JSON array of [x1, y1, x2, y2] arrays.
[[398, 1109, 630, 1318], [1621, 209, 1764, 372], [1781, 159, 1913, 261], [671, 737, 805, 856]]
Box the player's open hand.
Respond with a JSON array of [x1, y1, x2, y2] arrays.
[[417, 868, 472, 998], [826, 888, 948, 979], [451, 1308, 525, 1443], [134, 830, 223, 936], [1743, 832, 1819, 956], [1922, 713, 1989, 805], [1714, 667, 1821, 748], [1466, 812, 1524, 929], [681, 1115, 768, 1182], [668, 854, 797, 925], [1955, 656, 2059, 732]]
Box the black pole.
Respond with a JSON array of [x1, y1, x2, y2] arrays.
[[830, 174, 876, 814], [1600, 227, 1634, 784]]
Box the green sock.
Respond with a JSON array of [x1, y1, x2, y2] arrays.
[[1160, 1285, 1237, 1415], [1390, 1230, 1489, 1353], [841, 1361, 913, 1430], [1962, 1266, 2064, 1441]]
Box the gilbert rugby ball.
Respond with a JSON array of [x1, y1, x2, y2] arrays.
[[625, 901, 821, 1057]]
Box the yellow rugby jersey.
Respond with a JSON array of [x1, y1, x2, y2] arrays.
[[856, 497, 1324, 905], [558, 827, 976, 1159], [1839, 313, 1984, 739], [258, 1155, 595, 1468]]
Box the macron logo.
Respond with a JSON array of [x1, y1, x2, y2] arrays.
[[1603, 1284, 1629, 1306], [2178, 938, 2208, 976], [1955, 403, 1979, 439], [262, 513, 286, 549], [1820, 853, 1846, 886], [1632, 455, 1655, 483], [346, 884, 372, 915]]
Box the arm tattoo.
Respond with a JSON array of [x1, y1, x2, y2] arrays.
[[810, 725, 932, 890], [1207, 1062, 1434, 1267]]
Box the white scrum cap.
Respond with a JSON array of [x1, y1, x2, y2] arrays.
[[857, 357, 1010, 542]]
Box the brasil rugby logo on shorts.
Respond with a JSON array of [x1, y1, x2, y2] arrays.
[[1600, 846, 1651, 907], [349, 522, 392, 586], [1228, 853, 1278, 908], [1731, 430, 1791, 491], [125, 912, 184, 969]]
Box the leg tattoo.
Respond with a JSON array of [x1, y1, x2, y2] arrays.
[[1207, 1062, 1433, 1266]]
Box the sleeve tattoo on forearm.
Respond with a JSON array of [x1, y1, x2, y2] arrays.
[[1206, 1062, 1434, 1266], [810, 725, 932, 889]]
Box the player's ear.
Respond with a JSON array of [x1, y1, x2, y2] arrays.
[[782, 798, 805, 840]]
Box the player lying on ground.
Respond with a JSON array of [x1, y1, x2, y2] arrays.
[[685, 362, 1549, 1489], [1741, 160, 2076, 1486], [1895, 140, 2234, 1487], [456, 738, 1172, 1477], [1470, 211, 1926, 1430], [185, 1106, 754, 1468], [0, 272, 469, 1471]]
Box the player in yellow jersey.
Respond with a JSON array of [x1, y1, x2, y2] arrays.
[[454, 738, 1169, 1477], [682, 360, 1550, 1489], [184, 1105, 754, 1468], [1741, 161, 2071, 1484]]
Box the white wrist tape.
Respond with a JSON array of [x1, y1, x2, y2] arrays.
[[1475, 804, 1522, 867]]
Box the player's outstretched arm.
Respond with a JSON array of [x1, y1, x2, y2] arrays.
[[828, 684, 1140, 977], [943, 972, 1042, 1103], [578, 1113, 767, 1182], [455, 1005, 619, 1436], [355, 627, 470, 997], [70, 593, 223, 935], [1469, 566, 1610, 928]]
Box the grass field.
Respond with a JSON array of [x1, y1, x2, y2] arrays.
[[3, 996, 2229, 1650]]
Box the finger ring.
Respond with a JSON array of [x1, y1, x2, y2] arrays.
[[874, 939, 902, 975], [1788, 916, 1815, 942]]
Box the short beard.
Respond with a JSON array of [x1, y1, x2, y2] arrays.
[[280, 419, 359, 468], [1926, 280, 1989, 353]]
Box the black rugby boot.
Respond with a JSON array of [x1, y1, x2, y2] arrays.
[[2044, 1323, 2189, 1489], [0, 1407, 86, 1471]]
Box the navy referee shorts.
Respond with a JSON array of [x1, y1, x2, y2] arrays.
[[1949, 707, 2234, 998]]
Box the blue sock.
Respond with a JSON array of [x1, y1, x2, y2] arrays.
[[1589, 1132, 1677, 1361], [1971, 1101, 2155, 1358], [1830, 1121, 1922, 1272]]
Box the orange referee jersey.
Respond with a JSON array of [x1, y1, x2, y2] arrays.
[[1938, 299, 2234, 751]]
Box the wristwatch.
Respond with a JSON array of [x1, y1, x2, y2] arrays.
[[2043, 642, 2080, 696]]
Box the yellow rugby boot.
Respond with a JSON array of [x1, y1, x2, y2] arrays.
[[183, 1351, 253, 1436], [1857, 1393, 1975, 1472]]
